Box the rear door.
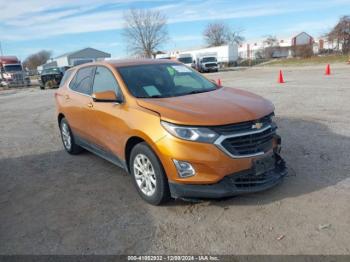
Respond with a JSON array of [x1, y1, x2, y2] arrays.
[[64, 66, 95, 140]]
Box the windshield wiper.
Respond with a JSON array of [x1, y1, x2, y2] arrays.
[[184, 89, 214, 95], [137, 95, 164, 98]]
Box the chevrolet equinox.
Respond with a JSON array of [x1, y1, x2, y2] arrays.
[[55, 59, 287, 205]]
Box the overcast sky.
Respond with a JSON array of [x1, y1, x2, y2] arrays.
[[1, 0, 349, 60]]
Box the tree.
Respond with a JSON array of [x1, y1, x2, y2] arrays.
[[23, 50, 52, 70], [261, 35, 280, 58], [203, 22, 244, 47], [123, 9, 168, 58], [326, 15, 350, 54], [263, 35, 279, 47], [292, 44, 314, 58]]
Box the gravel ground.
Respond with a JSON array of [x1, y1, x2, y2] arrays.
[[0, 64, 349, 255]]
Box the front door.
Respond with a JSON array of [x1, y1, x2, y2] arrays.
[[85, 66, 125, 158]]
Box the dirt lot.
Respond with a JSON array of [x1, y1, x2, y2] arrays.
[[0, 64, 349, 255]]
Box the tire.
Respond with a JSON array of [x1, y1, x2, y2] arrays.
[[130, 142, 170, 205], [45, 81, 52, 89], [40, 85, 45, 90], [59, 118, 83, 154]]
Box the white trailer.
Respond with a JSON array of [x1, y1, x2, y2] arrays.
[[176, 53, 193, 67]]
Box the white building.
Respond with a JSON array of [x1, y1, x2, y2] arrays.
[[238, 32, 315, 60], [313, 38, 343, 54]]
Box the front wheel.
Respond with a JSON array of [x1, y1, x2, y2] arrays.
[[130, 142, 170, 205]]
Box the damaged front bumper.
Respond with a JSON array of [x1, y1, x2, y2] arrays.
[[169, 153, 287, 199]]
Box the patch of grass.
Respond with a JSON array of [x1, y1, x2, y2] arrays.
[[262, 55, 350, 66]]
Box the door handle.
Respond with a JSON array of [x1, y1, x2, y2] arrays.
[[87, 102, 93, 108], [64, 94, 70, 100]]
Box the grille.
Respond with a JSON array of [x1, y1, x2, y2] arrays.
[[221, 127, 274, 156], [205, 63, 217, 68], [13, 73, 24, 81], [229, 154, 286, 188], [213, 113, 276, 158], [211, 113, 274, 135], [231, 172, 280, 188]]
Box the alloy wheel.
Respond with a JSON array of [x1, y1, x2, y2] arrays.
[[61, 122, 72, 150], [133, 154, 157, 196]]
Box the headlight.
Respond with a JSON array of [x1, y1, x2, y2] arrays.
[[270, 112, 277, 129], [161, 121, 218, 143]]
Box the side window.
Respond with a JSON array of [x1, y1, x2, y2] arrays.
[[92, 66, 121, 96], [70, 66, 95, 95]]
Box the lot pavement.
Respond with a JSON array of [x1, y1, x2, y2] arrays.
[[0, 64, 349, 255]]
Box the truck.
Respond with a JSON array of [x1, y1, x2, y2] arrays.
[[176, 53, 194, 68], [195, 52, 219, 73], [0, 56, 30, 87], [39, 66, 71, 89]]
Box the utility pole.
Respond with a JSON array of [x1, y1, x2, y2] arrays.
[[0, 41, 4, 56]]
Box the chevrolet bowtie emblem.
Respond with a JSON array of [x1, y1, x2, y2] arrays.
[[252, 122, 263, 129]]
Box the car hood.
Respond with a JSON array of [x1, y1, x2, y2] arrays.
[[136, 87, 274, 126]]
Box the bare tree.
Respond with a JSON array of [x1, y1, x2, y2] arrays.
[[23, 50, 52, 70], [123, 9, 168, 58], [326, 15, 350, 54], [263, 35, 279, 47], [203, 22, 244, 47], [262, 35, 280, 58]]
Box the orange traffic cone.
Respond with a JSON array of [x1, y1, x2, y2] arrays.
[[217, 78, 222, 86], [278, 70, 285, 83], [325, 64, 331, 75]]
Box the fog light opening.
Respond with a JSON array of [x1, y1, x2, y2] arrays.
[[173, 160, 195, 178]]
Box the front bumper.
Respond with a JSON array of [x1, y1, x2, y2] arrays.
[[1, 79, 30, 87], [169, 153, 287, 199], [203, 67, 218, 72]]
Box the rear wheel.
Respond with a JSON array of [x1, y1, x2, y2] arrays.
[[59, 118, 83, 154], [130, 142, 170, 205]]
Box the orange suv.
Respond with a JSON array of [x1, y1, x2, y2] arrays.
[[55, 59, 287, 205]]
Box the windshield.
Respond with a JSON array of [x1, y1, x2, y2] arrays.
[[178, 57, 192, 64], [202, 57, 217, 63], [42, 68, 61, 74], [4, 65, 22, 72], [117, 63, 217, 98]]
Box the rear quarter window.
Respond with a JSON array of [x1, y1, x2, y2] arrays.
[[69, 66, 95, 95], [59, 70, 74, 88]]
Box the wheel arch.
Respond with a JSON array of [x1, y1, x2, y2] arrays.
[[57, 113, 65, 126], [124, 133, 165, 174], [125, 136, 146, 173]]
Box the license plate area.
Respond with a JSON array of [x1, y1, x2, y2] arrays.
[[253, 153, 275, 176]]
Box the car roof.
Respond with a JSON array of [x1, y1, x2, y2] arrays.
[[73, 58, 179, 70], [108, 58, 179, 68]]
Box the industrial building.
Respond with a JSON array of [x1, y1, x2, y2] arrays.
[[38, 47, 111, 72]]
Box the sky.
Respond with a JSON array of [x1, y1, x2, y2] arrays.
[[0, 0, 349, 60]]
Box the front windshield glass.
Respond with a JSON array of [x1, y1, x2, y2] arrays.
[[178, 57, 192, 64], [202, 57, 217, 63], [43, 68, 61, 74], [117, 63, 217, 98], [4, 65, 22, 72]]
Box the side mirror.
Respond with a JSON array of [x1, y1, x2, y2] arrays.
[[92, 90, 122, 103]]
